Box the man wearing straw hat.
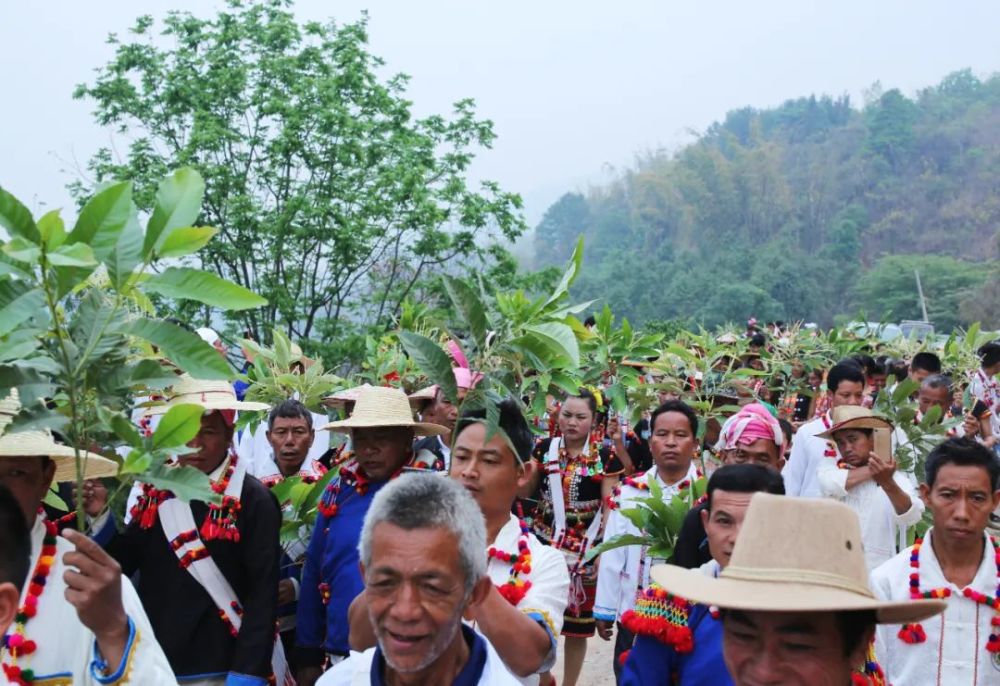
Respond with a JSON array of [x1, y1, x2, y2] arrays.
[[0, 395, 176, 684], [870, 437, 1000, 685], [296, 385, 448, 686], [648, 493, 946, 685], [107, 376, 287, 686]]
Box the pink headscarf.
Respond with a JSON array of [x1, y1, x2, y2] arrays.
[[447, 340, 483, 390], [724, 403, 783, 449]]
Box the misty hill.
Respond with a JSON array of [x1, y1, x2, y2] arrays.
[[531, 69, 1000, 331]]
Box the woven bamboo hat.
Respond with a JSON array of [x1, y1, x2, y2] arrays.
[[651, 493, 945, 624], [143, 375, 269, 415], [816, 405, 893, 459], [321, 386, 447, 436], [0, 394, 118, 482], [322, 383, 438, 412]]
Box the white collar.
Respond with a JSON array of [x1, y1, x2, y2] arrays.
[[699, 558, 722, 578], [640, 462, 698, 489], [919, 528, 997, 595]]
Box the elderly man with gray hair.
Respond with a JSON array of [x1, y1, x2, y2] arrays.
[[319, 472, 520, 685]]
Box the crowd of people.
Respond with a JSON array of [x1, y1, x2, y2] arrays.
[[1, 325, 1000, 686]]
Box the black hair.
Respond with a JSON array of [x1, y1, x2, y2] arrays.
[[827, 359, 866, 394], [836, 611, 878, 656], [777, 418, 793, 447], [0, 485, 31, 593], [267, 398, 314, 432], [455, 399, 535, 465], [583, 315, 596, 328], [649, 399, 699, 437], [850, 354, 876, 377], [566, 388, 599, 416], [910, 352, 942, 375], [921, 374, 953, 394], [925, 437, 1000, 490], [749, 333, 767, 348], [872, 355, 891, 376], [978, 341, 1000, 369], [889, 358, 909, 381], [706, 464, 785, 511]]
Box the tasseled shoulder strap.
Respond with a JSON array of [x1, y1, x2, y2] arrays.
[[620, 583, 697, 653]]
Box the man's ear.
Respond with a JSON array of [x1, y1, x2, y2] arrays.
[[919, 483, 931, 508], [992, 489, 1000, 511], [516, 459, 536, 490], [0, 582, 20, 637], [700, 507, 710, 528], [849, 625, 876, 673], [462, 576, 493, 621]]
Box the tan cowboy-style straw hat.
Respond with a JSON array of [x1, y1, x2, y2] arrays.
[[321, 386, 447, 436], [817, 405, 893, 459], [322, 383, 438, 412], [142, 375, 270, 415], [651, 493, 945, 624], [0, 394, 118, 482]]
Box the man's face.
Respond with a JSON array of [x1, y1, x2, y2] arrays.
[[649, 411, 696, 477], [830, 380, 864, 408], [353, 427, 413, 481], [917, 385, 950, 418], [723, 610, 870, 686], [0, 456, 56, 523], [701, 489, 754, 568], [909, 367, 931, 386], [182, 412, 233, 474], [868, 373, 888, 391], [725, 439, 783, 471], [365, 522, 479, 674], [921, 464, 1000, 547], [449, 422, 527, 521], [833, 429, 873, 468], [423, 395, 458, 434], [267, 416, 315, 475]]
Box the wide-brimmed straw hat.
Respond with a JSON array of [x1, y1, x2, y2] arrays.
[[321, 386, 447, 436], [322, 383, 438, 412], [817, 406, 893, 459], [0, 394, 118, 482], [651, 493, 945, 624], [143, 375, 269, 415]]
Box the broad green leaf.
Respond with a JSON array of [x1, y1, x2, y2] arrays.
[[3, 237, 41, 264], [523, 322, 580, 367], [37, 210, 66, 249], [143, 267, 266, 311], [0, 281, 45, 337], [5, 405, 69, 435], [156, 226, 218, 259], [105, 205, 144, 291], [119, 449, 153, 475], [301, 468, 339, 514], [47, 243, 97, 267], [397, 330, 459, 403], [586, 533, 650, 560], [144, 168, 205, 259], [151, 403, 204, 449], [0, 365, 56, 409], [110, 412, 143, 448], [127, 359, 179, 389], [143, 463, 219, 504], [542, 236, 584, 311], [122, 319, 234, 380], [43, 486, 69, 512], [69, 181, 133, 260], [442, 275, 488, 349], [0, 187, 40, 243]]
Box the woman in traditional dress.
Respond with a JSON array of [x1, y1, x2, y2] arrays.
[[523, 388, 622, 686]]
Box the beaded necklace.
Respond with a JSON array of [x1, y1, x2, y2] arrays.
[[487, 519, 533, 606], [1, 518, 57, 686], [316, 462, 370, 519], [898, 535, 1000, 654]]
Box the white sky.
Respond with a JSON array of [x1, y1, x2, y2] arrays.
[[3, 0, 1000, 229]]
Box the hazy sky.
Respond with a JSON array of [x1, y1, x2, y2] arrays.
[[3, 1, 1000, 229]]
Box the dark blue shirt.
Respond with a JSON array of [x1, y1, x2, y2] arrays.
[[621, 604, 732, 686]]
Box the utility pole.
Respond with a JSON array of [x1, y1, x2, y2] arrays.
[[914, 269, 929, 322]]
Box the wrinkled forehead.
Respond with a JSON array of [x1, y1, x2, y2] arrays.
[[368, 522, 464, 575]]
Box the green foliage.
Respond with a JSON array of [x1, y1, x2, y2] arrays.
[[73, 1, 526, 366], [536, 70, 1000, 331], [0, 168, 262, 528]]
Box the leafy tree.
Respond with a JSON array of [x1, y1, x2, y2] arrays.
[[73, 0, 525, 363], [533, 193, 589, 265]]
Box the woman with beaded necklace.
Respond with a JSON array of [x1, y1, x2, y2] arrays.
[[523, 388, 623, 686]]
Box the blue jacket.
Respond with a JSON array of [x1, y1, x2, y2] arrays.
[[296, 476, 391, 663], [621, 604, 732, 686]]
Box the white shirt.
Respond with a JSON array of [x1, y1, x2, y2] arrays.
[[783, 413, 829, 497], [479, 515, 570, 685], [871, 528, 1000, 685], [969, 370, 1000, 438], [0, 517, 177, 684], [593, 463, 700, 621], [239, 411, 330, 478], [817, 461, 924, 570]]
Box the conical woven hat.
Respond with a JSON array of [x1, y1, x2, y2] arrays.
[[143, 375, 269, 415], [651, 493, 945, 624], [0, 394, 118, 482], [321, 386, 447, 436]]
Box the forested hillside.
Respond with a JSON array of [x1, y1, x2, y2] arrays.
[[532, 70, 1000, 331]]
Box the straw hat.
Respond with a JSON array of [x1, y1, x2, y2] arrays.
[[0, 394, 118, 482], [651, 493, 945, 624], [143, 375, 269, 415], [321, 386, 447, 436], [322, 383, 437, 412], [817, 406, 893, 459]]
